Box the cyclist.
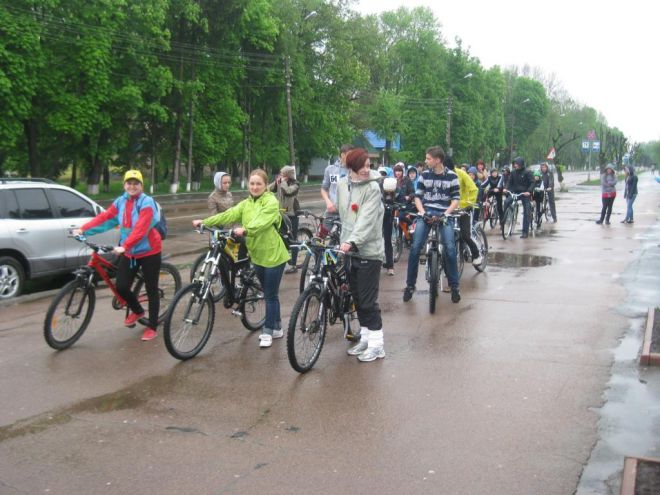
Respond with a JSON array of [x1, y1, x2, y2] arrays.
[[403, 146, 461, 304], [394, 163, 415, 247], [337, 148, 386, 362], [475, 159, 488, 183], [193, 169, 290, 349], [407, 165, 420, 191], [503, 157, 534, 238], [321, 144, 354, 234], [269, 165, 300, 274], [539, 163, 557, 222], [484, 168, 504, 221], [499, 166, 511, 190], [446, 158, 482, 266], [74, 170, 162, 341], [532, 170, 545, 228]]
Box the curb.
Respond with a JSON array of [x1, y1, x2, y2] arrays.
[[640, 307, 659, 366], [620, 455, 660, 494]]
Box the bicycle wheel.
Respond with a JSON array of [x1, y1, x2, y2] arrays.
[[392, 220, 404, 263], [287, 283, 327, 373], [473, 225, 489, 273], [44, 280, 96, 350], [299, 250, 319, 294], [295, 227, 313, 268], [501, 206, 515, 239], [240, 277, 266, 331], [190, 252, 225, 303], [489, 205, 499, 229], [455, 239, 465, 279], [133, 262, 182, 324], [163, 283, 215, 360], [428, 250, 439, 314]]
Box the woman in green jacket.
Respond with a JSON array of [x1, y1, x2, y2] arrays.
[[193, 169, 290, 348]]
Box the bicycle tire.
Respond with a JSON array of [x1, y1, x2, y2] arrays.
[[473, 225, 488, 272], [428, 250, 439, 314], [390, 218, 403, 263], [240, 279, 266, 331], [44, 280, 96, 350], [287, 283, 327, 373], [295, 227, 314, 268], [455, 239, 465, 279], [163, 283, 215, 360], [190, 252, 225, 303], [502, 206, 515, 239], [133, 262, 182, 324], [299, 250, 319, 294], [489, 206, 498, 229]]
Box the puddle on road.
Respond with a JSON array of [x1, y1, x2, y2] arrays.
[[488, 252, 555, 268]]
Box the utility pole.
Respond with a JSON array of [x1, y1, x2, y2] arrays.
[[285, 56, 295, 166], [445, 96, 453, 157]]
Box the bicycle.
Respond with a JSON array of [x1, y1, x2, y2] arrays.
[[163, 226, 265, 360], [481, 193, 500, 229], [387, 202, 412, 263], [43, 236, 182, 350], [298, 218, 342, 293], [449, 208, 489, 276], [287, 242, 359, 373], [294, 210, 321, 267], [501, 192, 524, 239]]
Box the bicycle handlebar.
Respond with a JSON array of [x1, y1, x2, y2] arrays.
[[74, 235, 116, 253], [195, 224, 236, 240]]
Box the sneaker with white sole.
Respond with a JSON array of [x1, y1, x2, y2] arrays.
[[347, 340, 368, 356], [259, 334, 273, 348], [272, 329, 284, 339], [358, 346, 385, 362], [472, 255, 483, 266]]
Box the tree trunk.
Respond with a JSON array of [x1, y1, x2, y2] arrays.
[[70, 161, 77, 188], [24, 119, 40, 177], [102, 165, 110, 193]]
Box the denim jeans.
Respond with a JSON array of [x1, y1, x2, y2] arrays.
[[253, 262, 285, 332], [625, 194, 637, 221], [504, 194, 531, 233], [406, 212, 459, 289]]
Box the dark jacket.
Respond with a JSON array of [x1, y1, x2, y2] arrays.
[[624, 167, 638, 198], [507, 167, 534, 194], [541, 170, 555, 190]]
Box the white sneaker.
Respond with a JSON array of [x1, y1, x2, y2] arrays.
[[357, 346, 385, 362], [272, 329, 284, 339], [472, 255, 483, 266], [347, 340, 368, 356], [259, 334, 272, 348]]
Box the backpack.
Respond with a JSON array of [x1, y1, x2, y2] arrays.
[[276, 211, 294, 249], [137, 196, 168, 240]]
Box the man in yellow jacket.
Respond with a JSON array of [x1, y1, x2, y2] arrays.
[[445, 157, 482, 266]]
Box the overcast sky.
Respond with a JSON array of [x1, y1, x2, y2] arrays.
[[355, 0, 659, 143]]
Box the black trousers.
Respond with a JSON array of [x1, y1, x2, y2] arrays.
[[349, 258, 383, 330], [382, 208, 393, 269], [116, 252, 161, 328], [458, 211, 480, 258], [599, 196, 615, 222]]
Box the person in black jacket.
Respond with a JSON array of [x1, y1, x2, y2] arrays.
[[622, 165, 638, 224], [503, 157, 534, 238], [540, 163, 557, 222], [484, 168, 504, 220]]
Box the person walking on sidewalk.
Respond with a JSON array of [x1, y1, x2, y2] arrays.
[[622, 165, 638, 224], [193, 169, 290, 349], [337, 148, 386, 362], [596, 165, 617, 225], [208, 171, 234, 214], [75, 170, 162, 341], [270, 165, 300, 274]]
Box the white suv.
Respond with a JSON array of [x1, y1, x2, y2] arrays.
[[0, 179, 119, 299]]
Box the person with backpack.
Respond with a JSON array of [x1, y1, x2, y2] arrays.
[[193, 169, 290, 349], [269, 165, 300, 274], [74, 170, 162, 341]]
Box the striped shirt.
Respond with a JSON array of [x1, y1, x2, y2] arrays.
[[415, 168, 460, 213]]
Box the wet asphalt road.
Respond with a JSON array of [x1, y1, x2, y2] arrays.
[[0, 173, 659, 495]]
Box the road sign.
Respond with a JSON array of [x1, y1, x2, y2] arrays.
[[587, 130, 597, 140], [592, 140, 600, 151], [582, 141, 590, 152]]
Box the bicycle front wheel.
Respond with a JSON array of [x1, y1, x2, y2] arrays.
[[455, 239, 465, 279], [190, 252, 225, 303], [240, 280, 266, 331], [489, 206, 499, 229], [133, 261, 182, 324], [473, 225, 489, 273], [44, 280, 96, 350], [299, 250, 319, 294], [502, 207, 515, 239], [163, 283, 215, 360], [428, 250, 439, 314], [295, 227, 314, 268], [392, 220, 404, 263], [287, 284, 327, 373]]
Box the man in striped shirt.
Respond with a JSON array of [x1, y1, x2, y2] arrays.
[[403, 146, 461, 303]]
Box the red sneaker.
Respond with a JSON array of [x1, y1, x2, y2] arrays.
[[124, 311, 145, 328], [141, 328, 157, 341]]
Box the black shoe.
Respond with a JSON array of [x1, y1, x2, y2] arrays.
[[627, 219, 634, 224], [520, 233, 528, 239], [403, 286, 415, 302], [595, 220, 603, 225], [451, 288, 461, 303], [605, 220, 610, 225]]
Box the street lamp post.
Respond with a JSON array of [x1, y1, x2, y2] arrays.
[[509, 98, 530, 161], [284, 10, 317, 167], [445, 72, 473, 157]]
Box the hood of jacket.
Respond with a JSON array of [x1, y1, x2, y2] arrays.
[[213, 171, 229, 190]]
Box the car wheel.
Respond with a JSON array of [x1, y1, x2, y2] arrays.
[[0, 256, 25, 299]]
